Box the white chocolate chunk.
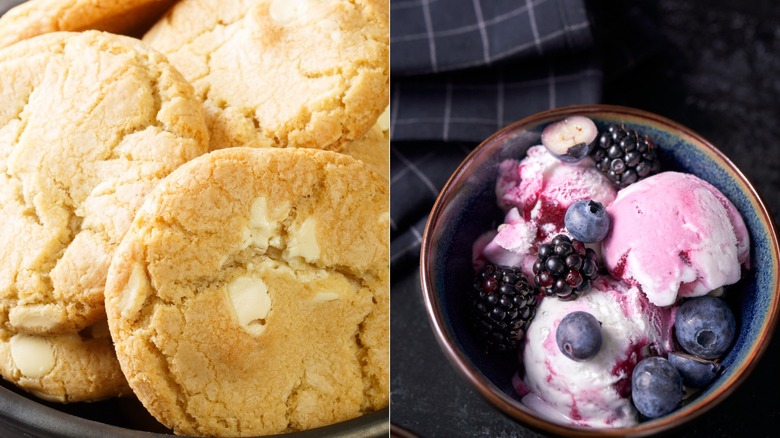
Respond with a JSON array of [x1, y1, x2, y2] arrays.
[[250, 197, 270, 228], [295, 268, 327, 282], [313, 292, 340, 302], [243, 197, 289, 251], [9, 304, 66, 333], [270, 0, 310, 24], [227, 276, 271, 336], [287, 217, 320, 262], [377, 105, 390, 132], [10, 334, 55, 378], [119, 263, 150, 318]]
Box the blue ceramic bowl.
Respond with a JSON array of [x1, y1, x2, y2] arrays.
[[420, 105, 780, 436]]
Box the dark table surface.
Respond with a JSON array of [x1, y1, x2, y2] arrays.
[[390, 1, 780, 437]]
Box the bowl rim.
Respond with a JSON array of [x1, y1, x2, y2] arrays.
[[0, 382, 389, 438], [419, 104, 780, 437]]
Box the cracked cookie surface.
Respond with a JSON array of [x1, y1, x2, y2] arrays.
[[105, 147, 389, 436], [0, 0, 179, 49], [0, 30, 208, 338], [143, 0, 389, 152]]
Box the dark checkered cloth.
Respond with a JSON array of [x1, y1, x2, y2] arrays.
[[390, 0, 603, 274]]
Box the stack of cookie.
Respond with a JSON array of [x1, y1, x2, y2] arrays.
[[0, 0, 388, 436]]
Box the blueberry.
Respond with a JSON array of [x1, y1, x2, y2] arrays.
[[564, 200, 610, 243], [632, 357, 683, 418], [674, 296, 736, 360], [667, 351, 722, 388], [556, 311, 602, 361]]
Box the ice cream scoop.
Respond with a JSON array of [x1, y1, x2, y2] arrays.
[[484, 147, 616, 276], [602, 172, 750, 307], [496, 146, 617, 239], [522, 277, 674, 427]]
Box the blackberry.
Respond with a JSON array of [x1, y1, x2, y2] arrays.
[[470, 264, 538, 352], [533, 235, 598, 301], [590, 124, 661, 188]]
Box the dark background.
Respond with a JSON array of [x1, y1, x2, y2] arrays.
[[391, 1, 780, 437]]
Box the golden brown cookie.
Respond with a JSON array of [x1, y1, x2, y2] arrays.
[[0, 30, 208, 337], [143, 0, 389, 152], [341, 119, 389, 180], [0, 0, 179, 49], [0, 319, 131, 402], [105, 147, 388, 436]]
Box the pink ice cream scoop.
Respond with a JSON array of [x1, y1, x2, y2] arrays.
[[522, 277, 674, 427], [497, 146, 617, 240], [484, 146, 616, 274], [476, 208, 538, 276], [602, 171, 750, 307]]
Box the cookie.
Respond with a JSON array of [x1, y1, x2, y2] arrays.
[[0, 0, 178, 49], [0, 30, 209, 336], [0, 319, 131, 402], [341, 119, 389, 180], [105, 147, 388, 436], [142, 0, 389, 152]]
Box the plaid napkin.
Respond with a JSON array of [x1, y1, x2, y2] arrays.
[[390, 0, 603, 274]]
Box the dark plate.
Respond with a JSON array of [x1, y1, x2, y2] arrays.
[[0, 376, 388, 437]]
